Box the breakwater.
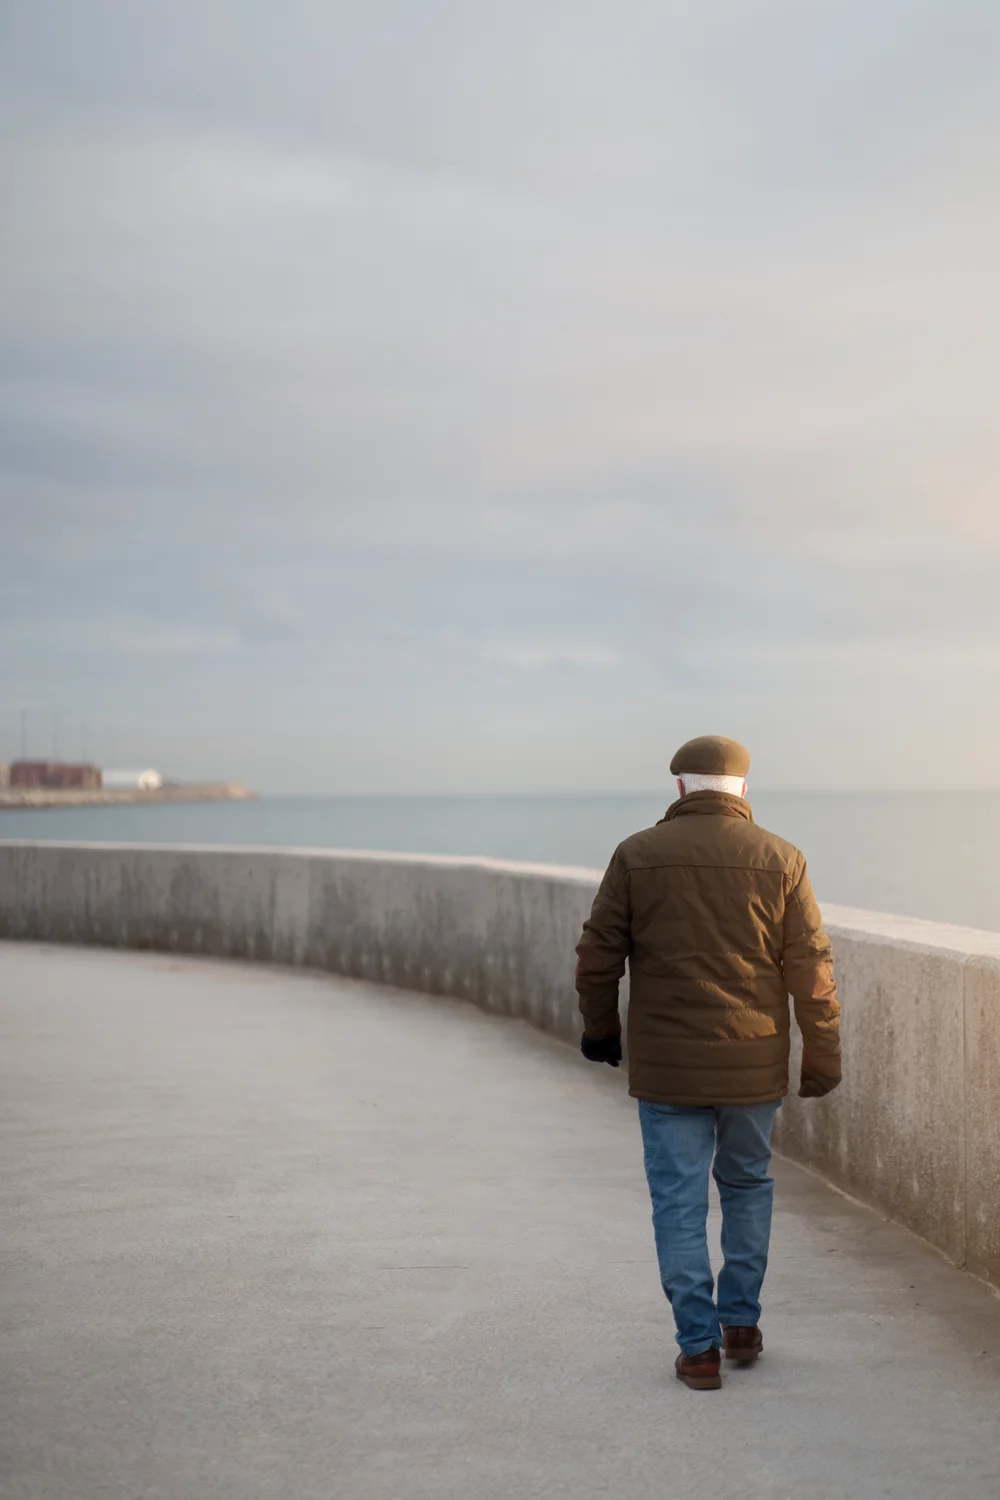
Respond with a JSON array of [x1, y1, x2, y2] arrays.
[[0, 783, 255, 811]]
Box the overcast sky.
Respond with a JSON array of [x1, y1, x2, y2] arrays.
[[2, 1, 998, 791]]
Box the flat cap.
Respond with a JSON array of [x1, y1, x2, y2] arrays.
[[670, 735, 750, 777]]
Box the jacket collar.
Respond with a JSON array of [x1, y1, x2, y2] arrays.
[[659, 790, 754, 825]]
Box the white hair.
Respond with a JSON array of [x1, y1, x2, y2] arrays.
[[679, 772, 747, 797]]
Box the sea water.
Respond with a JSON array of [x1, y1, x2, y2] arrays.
[[1, 790, 997, 933]]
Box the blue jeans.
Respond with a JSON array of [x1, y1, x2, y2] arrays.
[[638, 1100, 780, 1355]]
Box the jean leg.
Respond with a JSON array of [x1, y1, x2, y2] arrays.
[[637, 1101, 720, 1354], [713, 1102, 779, 1327]]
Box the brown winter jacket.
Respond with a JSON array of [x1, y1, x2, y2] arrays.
[[575, 791, 841, 1106]]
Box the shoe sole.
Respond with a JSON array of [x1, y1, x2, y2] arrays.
[[676, 1370, 722, 1390], [724, 1349, 761, 1364]]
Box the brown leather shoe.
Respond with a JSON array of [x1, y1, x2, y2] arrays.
[[675, 1347, 722, 1390], [722, 1325, 763, 1363]]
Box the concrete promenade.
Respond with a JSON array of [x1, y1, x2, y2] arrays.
[[6, 841, 1000, 1284], [4, 943, 1000, 1500]]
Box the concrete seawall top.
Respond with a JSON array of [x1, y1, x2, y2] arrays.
[[1, 839, 999, 1290]]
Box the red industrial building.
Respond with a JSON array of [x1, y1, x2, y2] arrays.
[[10, 762, 103, 791]]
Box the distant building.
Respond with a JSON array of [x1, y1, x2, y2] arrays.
[[0, 764, 10, 788], [10, 762, 103, 790], [101, 768, 164, 791]]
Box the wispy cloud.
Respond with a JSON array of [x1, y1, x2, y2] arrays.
[[482, 646, 619, 670]]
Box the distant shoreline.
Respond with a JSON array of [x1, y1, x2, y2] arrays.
[[0, 783, 256, 811]]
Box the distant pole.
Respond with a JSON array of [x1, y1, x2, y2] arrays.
[[52, 713, 60, 761], [19, 709, 27, 760]]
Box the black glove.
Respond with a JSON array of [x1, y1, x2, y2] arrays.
[[798, 1068, 841, 1098], [581, 1033, 622, 1068]]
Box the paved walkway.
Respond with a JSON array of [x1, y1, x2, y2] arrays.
[[3, 943, 1000, 1500]]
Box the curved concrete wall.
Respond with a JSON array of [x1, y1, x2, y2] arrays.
[[2, 840, 999, 1289], [0, 842, 605, 1040]]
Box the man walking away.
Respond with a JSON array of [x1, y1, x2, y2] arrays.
[[575, 736, 841, 1390]]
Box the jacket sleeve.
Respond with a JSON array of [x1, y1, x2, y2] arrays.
[[782, 854, 841, 1084], [575, 849, 630, 1041]]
